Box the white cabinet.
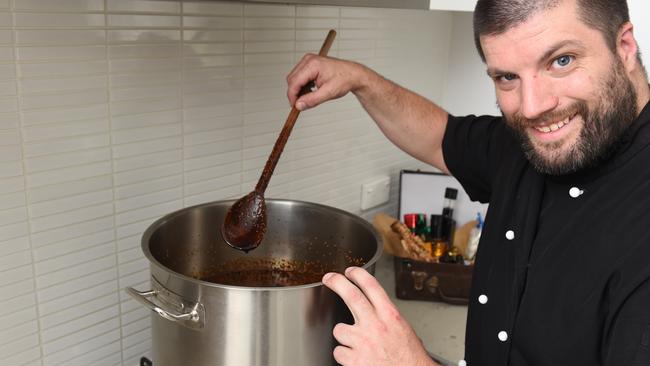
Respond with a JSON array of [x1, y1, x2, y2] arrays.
[[429, 0, 476, 12]]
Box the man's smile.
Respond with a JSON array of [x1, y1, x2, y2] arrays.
[[532, 113, 576, 133]]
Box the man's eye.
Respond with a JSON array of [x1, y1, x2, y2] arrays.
[[499, 73, 517, 82], [553, 55, 574, 68]]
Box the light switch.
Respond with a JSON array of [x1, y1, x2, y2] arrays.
[[361, 176, 390, 210]]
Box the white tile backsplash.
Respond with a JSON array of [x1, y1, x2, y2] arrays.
[[27, 175, 112, 203], [184, 2, 243, 16], [0, 111, 18, 130], [20, 74, 107, 93], [25, 147, 112, 173], [29, 188, 113, 218], [183, 15, 243, 29], [0, 145, 21, 161], [244, 17, 294, 29], [32, 229, 114, 262], [21, 88, 107, 109], [244, 3, 295, 17], [21, 104, 108, 125], [0, 265, 32, 289], [108, 29, 181, 43], [38, 280, 115, 316], [22, 119, 109, 142], [0, 30, 13, 45], [14, 13, 105, 28], [107, 14, 181, 28], [0, 236, 29, 256], [0, 320, 37, 346], [35, 251, 116, 287], [296, 5, 339, 18], [108, 0, 180, 13], [244, 29, 294, 41], [108, 44, 180, 59], [113, 136, 182, 158], [15, 30, 106, 46], [0, 47, 14, 62], [14, 0, 104, 12], [0, 2, 451, 365]]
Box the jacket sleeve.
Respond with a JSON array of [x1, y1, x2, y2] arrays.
[[442, 114, 515, 204]]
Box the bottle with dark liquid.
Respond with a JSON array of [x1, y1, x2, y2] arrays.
[[442, 188, 458, 245]]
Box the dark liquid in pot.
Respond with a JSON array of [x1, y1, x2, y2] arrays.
[[200, 268, 326, 287], [196, 257, 366, 287]]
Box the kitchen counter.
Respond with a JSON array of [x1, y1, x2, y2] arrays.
[[374, 254, 467, 364]]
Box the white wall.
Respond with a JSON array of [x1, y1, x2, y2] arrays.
[[442, 12, 498, 116], [629, 0, 650, 67], [0, 1, 453, 365]]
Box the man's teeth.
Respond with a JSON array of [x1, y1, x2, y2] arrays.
[[534, 116, 571, 133]]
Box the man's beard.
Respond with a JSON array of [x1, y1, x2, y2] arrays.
[[503, 59, 639, 175]]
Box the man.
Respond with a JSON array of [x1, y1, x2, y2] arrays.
[[286, 0, 650, 365]]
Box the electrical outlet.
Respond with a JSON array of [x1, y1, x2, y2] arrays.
[[361, 176, 390, 210]]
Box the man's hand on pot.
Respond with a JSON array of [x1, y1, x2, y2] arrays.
[[322, 267, 439, 366]]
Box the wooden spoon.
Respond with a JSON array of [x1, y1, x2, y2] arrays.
[[221, 29, 337, 252]]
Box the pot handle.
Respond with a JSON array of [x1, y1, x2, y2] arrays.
[[126, 286, 205, 329]]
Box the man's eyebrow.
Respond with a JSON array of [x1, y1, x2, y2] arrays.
[[486, 68, 507, 78], [538, 39, 586, 64], [485, 40, 586, 78]]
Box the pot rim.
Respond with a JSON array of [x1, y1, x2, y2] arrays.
[[141, 198, 383, 291]]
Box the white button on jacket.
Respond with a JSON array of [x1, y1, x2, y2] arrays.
[[569, 187, 583, 198], [505, 230, 515, 240], [498, 331, 508, 342]]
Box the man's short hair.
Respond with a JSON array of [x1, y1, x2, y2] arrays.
[[473, 0, 631, 62]]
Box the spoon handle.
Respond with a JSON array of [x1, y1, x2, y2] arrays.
[[255, 29, 337, 193]]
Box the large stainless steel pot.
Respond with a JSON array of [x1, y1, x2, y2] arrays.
[[127, 199, 382, 366]]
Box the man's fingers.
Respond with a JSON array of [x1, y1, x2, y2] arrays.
[[344, 267, 394, 312], [333, 345, 354, 365], [322, 272, 374, 324], [294, 83, 334, 110], [332, 322, 361, 348], [286, 54, 319, 107]]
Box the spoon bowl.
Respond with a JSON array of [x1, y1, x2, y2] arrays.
[[221, 29, 337, 252], [221, 190, 266, 252]]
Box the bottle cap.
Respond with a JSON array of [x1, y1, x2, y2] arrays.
[[403, 213, 417, 229], [445, 188, 458, 199]]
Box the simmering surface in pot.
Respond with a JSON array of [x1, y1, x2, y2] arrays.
[[195, 257, 366, 287]]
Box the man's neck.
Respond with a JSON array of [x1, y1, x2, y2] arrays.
[[634, 81, 650, 114]]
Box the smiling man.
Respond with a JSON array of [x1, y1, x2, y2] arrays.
[[286, 0, 650, 365]]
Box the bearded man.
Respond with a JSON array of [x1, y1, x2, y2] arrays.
[[286, 0, 650, 365]]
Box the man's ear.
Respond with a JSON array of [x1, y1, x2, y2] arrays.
[[617, 22, 639, 72]]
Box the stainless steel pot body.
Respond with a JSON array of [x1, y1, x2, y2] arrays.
[[128, 199, 382, 366]]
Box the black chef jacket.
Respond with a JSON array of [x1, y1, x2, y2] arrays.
[[442, 99, 650, 366]]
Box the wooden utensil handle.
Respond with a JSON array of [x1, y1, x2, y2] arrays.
[[318, 29, 337, 56], [255, 30, 337, 193]]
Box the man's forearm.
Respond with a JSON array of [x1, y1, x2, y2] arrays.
[[352, 64, 450, 173]]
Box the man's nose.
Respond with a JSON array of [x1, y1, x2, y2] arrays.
[[520, 76, 559, 120]]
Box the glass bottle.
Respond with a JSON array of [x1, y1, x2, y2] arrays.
[[429, 214, 448, 261], [442, 188, 458, 245]]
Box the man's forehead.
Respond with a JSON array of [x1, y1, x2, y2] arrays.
[[480, 0, 583, 62]]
